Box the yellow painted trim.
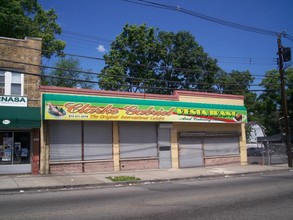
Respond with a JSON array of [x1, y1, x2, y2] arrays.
[[171, 127, 179, 168], [240, 123, 248, 165], [45, 122, 50, 174], [113, 121, 120, 171], [40, 120, 49, 174]]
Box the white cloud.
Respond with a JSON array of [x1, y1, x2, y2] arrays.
[[97, 44, 106, 53]]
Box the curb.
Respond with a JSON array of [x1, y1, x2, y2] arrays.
[[0, 168, 290, 194]]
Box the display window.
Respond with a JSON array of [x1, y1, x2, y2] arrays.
[[0, 132, 31, 165]]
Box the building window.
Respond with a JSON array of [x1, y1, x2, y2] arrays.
[[0, 71, 4, 95], [0, 70, 24, 96]]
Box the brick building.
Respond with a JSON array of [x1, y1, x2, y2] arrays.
[[0, 36, 42, 174], [39, 86, 248, 174]]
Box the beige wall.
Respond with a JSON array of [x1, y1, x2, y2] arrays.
[[173, 122, 242, 133], [113, 121, 120, 171], [240, 123, 248, 165], [171, 122, 247, 167], [178, 95, 244, 106]]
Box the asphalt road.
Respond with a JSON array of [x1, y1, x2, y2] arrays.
[[0, 171, 292, 220]]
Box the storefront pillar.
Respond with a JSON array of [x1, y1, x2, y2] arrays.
[[40, 121, 49, 174], [240, 123, 248, 165], [32, 128, 40, 175], [113, 121, 120, 171], [171, 127, 179, 168]]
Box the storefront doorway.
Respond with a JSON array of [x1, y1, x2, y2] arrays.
[[0, 131, 31, 173]]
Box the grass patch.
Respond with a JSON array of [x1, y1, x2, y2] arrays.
[[106, 176, 141, 182]]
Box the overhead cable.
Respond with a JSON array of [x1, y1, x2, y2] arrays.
[[124, 0, 280, 36]]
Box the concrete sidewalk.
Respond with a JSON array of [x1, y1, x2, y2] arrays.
[[0, 164, 291, 192]]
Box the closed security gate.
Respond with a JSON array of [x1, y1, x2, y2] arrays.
[[179, 137, 203, 168], [119, 122, 157, 158], [50, 121, 82, 161], [204, 136, 239, 157], [83, 121, 112, 160], [50, 121, 113, 162]]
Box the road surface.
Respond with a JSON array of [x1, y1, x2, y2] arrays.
[[0, 171, 292, 220]]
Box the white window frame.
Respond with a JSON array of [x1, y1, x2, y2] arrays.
[[2, 71, 24, 96]]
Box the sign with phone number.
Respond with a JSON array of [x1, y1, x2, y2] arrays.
[[43, 94, 247, 123]]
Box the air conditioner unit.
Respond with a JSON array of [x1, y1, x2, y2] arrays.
[[0, 87, 4, 95]]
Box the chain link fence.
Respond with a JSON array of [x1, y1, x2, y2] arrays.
[[262, 143, 288, 165]]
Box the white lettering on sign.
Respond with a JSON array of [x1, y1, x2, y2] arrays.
[[0, 96, 27, 107]]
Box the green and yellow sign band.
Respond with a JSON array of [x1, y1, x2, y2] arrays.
[[43, 94, 247, 123]]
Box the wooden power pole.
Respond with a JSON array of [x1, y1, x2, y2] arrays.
[[277, 33, 292, 167]]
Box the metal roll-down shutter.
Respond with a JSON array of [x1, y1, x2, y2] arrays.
[[119, 122, 157, 159], [179, 137, 203, 168], [84, 121, 112, 160], [50, 121, 82, 161]]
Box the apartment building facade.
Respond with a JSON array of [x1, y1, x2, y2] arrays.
[[0, 36, 42, 174]]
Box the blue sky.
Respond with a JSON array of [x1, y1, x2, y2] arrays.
[[39, 0, 293, 88]]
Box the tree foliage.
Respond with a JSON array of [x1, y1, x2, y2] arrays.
[[255, 68, 293, 135], [0, 0, 65, 58], [153, 31, 219, 94], [99, 24, 220, 94], [42, 57, 94, 89], [99, 24, 160, 92], [214, 70, 257, 122]]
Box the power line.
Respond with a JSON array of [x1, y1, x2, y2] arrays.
[[0, 41, 277, 78], [284, 33, 293, 42], [0, 36, 277, 66], [62, 30, 112, 44], [123, 0, 280, 36], [0, 65, 275, 94], [0, 58, 259, 87], [0, 41, 283, 94], [0, 58, 280, 92]]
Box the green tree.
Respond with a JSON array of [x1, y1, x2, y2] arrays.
[[152, 31, 219, 94], [256, 68, 293, 135], [0, 0, 65, 58], [99, 24, 220, 94], [214, 70, 257, 122], [99, 24, 160, 92], [43, 57, 94, 89]]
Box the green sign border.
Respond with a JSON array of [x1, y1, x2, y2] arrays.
[[43, 93, 247, 123]]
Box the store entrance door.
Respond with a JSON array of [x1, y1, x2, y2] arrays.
[[0, 131, 31, 174]]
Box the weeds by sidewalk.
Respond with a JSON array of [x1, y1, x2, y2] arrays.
[[106, 176, 141, 182]]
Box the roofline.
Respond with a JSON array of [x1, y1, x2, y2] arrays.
[[39, 86, 177, 101], [39, 86, 245, 101], [174, 90, 244, 100], [0, 36, 42, 42]]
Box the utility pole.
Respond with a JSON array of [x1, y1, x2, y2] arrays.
[[277, 32, 292, 167]]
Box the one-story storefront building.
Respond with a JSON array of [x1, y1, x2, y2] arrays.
[[39, 86, 248, 174]]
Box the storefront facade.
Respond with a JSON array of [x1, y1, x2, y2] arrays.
[[0, 107, 40, 174], [0, 36, 42, 174], [40, 86, 247, 174], [0, 98, 41, 174]]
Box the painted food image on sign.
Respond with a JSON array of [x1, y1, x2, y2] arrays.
[[48, 102, 66, 117], [43, 94, 247, 123]]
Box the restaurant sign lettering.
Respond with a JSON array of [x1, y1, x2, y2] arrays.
[[43, 94, 247, 123]]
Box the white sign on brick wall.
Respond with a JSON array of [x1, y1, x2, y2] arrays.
[[0, 95, 27, 107]]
